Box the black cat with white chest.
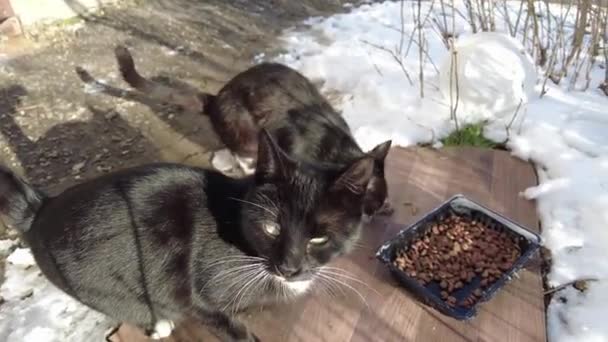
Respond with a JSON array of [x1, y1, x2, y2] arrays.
[[0, 130, 374, 341]]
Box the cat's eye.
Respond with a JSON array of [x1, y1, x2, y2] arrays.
[[309, 236, 329, 245], [263, 223, 280, 237]]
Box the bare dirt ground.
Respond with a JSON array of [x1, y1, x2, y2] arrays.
[[0, 0, 357, 220], [0, 0, 364, 287]]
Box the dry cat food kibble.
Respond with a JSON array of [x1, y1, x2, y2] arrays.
[[392, 213, 522, 308]]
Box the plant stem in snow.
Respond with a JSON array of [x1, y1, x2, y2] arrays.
[[450, 0, 460, 133], [489, 0, 496, 31], [583, 6, 601, 91], [399, 0, 406, 56], [602, 3, 608, 94], [513, 0, 527, 38], [563, 0, 590, 78], [464, 0, 478, 33], [527, 0, 543, 66], [502, 0, 515, 37], [505, 99, 523, 141], [360, 40, 414, 86], [417, 0, 425, 97]]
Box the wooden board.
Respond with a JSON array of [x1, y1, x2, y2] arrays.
[[113, 147, 546, 342]]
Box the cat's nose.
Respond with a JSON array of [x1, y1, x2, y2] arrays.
[[278, 265, 303, 278]]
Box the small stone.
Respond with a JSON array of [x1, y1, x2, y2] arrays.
[[20, 289, 34, 300], [96, 165, 112, 173], [72, 161, 86, 174], [574, 280, 590, 293], [0, 17, 23, 37], [105, 111, 119, 120]]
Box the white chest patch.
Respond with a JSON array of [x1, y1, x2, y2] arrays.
[[284, 279, 313, 295]]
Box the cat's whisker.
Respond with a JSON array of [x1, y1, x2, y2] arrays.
[[231, 267, 269, 314], [338, 179, 361, 195], [205, 255, 267, 263], [317, 272, 345, 297], [320, 274, 369, 308], [201, 256, 266, 271], [201, 260, 261, 273], [217, 267, 264, 310], [229, 197, 277, 217], [313, 276, 339, 299], [257, 192, 279, 211], [350, 242, 370, 250], [212, 265, 263, 287], [316, 273, 370, 308], [278, 277, 288, 302], [318, 269, 380, 296], [203, 263, 264, 292], [231, 267, 266, 312]]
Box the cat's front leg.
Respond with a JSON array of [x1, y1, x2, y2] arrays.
[[191, 307, 260, 342], [376, 200, 394, 216]]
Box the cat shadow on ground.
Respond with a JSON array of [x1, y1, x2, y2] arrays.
[[74, 66, 224, 153], [0, 84, 160, 194]]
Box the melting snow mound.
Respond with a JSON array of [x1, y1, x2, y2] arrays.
[[439, 32, 537, 118]]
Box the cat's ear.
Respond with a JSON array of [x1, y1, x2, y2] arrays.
[[255, 129, 294, 182], [330, 157, 374, 195], [368, 140, 392, 162]]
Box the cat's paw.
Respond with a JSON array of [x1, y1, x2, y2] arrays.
[[361, 214, 373, 224], [103, 323, 122, 342], [244, 332, 261, 342], [376, 201, 394, 216], [235, 156, 256, 175], [149, 320, 175, 340], [211, 149, 238, 173], [231, 329, 260, 342]]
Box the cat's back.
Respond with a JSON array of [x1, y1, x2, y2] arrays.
[[216, 63, 330, 119], [25, 164, 213, 324], [29, 164, 207, 246], [272, 106, 364, 166], [226, 63, 313, 90]]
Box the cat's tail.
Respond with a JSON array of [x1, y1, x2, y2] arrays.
[[0, 166, 46, 232], [114, 45, 155, 93], [114, 45, 211, 114]]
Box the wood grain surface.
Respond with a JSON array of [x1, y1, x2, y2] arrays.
[[111, 147, 546, 342]]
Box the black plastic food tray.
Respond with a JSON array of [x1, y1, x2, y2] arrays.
[[375, 194, 542, 321]]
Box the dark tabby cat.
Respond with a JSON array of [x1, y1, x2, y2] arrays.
[[0, 130, 376, 341], [111, 45, 393, 219]]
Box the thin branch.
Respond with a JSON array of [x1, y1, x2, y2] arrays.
[[360, 40, 415, 85], [544, 278, 599, 295], [505, 98, 523, 142], [416, 0, 425, 97], [409, 37, 441, 74], [398, 0, 406, 56], [449, 0, 460, 133], [464, 0, 478, 33]]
